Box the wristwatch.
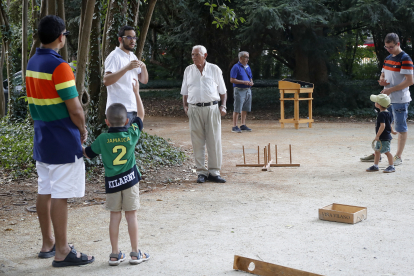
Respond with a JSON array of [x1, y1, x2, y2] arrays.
[[220, 105, 227, 110]]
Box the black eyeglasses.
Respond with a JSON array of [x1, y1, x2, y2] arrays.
[[62, 31, 70, 36], [384, 44, 398, 50], [122, 36, 137, 41]]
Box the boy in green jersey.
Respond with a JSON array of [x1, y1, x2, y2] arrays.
[[83, 79, 150, 266]]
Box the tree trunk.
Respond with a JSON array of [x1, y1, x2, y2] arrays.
[[0, 44, 5, 117], [101, 0, 112, 65], [29, 0, 46, 59], [57, 0, 68, 61], [135, 0, 157, 60], [78, 0, 87, 48], [292, 25, 310, 82], [88, 0, 102, 107], [0, 3, 13, 118], [76, 0, 96, 108], [98, 0, 127, 125], [22, 0, 28, 82], [130, 0, 140, 27], [372, 28, 387, 71], [47, 0, 55, 15]]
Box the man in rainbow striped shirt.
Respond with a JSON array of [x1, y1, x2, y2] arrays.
[[26, 15, 94, 267]]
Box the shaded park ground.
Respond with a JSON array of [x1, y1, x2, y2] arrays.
[[1, 116, 414, 276]]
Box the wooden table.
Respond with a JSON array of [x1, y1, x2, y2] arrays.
[[279, 79, 314, 129]]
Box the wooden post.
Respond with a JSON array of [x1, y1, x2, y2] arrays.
[[264, 147, 267, 165], [257, 146, 260, 164], [275, 145, 277, 164], [280, 90, 285, 128], [294, 90, 299, 129], [243, 145, 246, 164], [308, 91, 313, 128], [290, 144, 292, 164], [267, 143, 271, 162]]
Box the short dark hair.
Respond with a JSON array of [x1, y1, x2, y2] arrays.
[[385, 33, 399, 44], [106, 103, 128, 126], [118, 26, 135, 38], [38, 15, 66, 45]]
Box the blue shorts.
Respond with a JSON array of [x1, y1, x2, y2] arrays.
[[233, 87, 252, 113], [388, 102, 410, 132], [374, 140, 391, 154]]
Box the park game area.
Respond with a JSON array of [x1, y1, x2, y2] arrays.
[[1, 116, 414, 276]]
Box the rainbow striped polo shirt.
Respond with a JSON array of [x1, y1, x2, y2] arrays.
[[26, 48, 83, 164]]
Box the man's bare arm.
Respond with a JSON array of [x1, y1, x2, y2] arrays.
[[64, 97, 87, 143], [219, 93, 227, 116], [382, 74, 414, 95], [230, 77, 253, 86], [183, 95, 189, 115], [133, 79, 145, 121], [103, 60, 142, 86], [138, 63, 149, 84]]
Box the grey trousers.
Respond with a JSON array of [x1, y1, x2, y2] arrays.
[[188, 104, 222, 176]]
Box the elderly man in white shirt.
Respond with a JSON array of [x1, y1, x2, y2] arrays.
[[181, 45, 227, 183], [103, 25, 149, 127]]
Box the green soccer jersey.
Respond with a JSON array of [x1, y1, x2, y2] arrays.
[[85, 117, 143, 193]]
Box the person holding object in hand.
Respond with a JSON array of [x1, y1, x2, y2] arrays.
[[360, 33, 414, 165], [103, 25, 149, 127], [230, 51, 254, 133]]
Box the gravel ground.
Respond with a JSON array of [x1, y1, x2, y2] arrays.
[[1, 117, 413, 276]]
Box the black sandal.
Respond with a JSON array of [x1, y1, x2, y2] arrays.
[[38, 245, 55, 259], [52, 248, 94, 267]]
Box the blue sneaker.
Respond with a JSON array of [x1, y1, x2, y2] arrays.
[[383, 166, 395, 173], [366, 165, 379, 172], [232, 126, 242, 133], [240, 125, 252, 132]]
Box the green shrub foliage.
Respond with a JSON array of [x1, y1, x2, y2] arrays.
[[0, 117, 186, 178]]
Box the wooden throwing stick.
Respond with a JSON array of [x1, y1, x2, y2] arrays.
[[233, 255, 323, 276]]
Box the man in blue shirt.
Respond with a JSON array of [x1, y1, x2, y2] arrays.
[[230, 51, 254, 133]]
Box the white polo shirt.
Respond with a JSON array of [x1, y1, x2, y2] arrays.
[[180, 62, 226, 104], [104, 47, 142, 112]]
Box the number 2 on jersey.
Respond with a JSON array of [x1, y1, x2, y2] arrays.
[[113, 145, 127, 165]]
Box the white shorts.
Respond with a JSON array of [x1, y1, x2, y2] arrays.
[[36, 156, 85, 199]]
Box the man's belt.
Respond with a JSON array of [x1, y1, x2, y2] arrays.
[[193, 101, 218, 107]]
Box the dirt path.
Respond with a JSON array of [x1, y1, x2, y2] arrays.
[[1, 117, 414, 276]]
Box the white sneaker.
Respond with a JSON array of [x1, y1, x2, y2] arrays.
[[394, 156, 402, 166]]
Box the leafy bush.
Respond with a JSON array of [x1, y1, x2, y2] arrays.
[[0, 116, 186, 178], [135, 132, 186, 173], [0, 117, 35, 177]]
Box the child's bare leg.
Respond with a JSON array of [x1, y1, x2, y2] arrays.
[[125, 210, 139, 259], [374, 151, 381, 165], [385, 152, 394, 166], [109, 211, 122, 260]]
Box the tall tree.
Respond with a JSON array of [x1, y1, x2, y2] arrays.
[[0, 44, 5, 117], [135, 0, 157, 60], [57, 0, 68, 61], [29, 0, 46, 58], [0, 1, 13, 117], [98, 0, 127, 124], [88, 0, 102, 108], [76, 0, 96, 108], [47, 0, 55, 15], [22, 0, 28, 82]]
